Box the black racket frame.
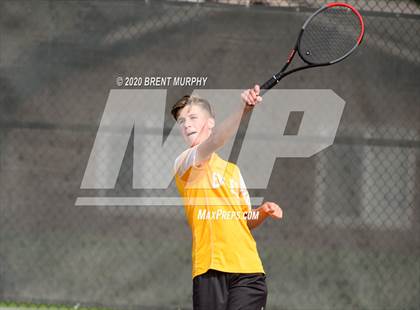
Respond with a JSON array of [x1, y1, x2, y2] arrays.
[[260, 2, 365, 95]]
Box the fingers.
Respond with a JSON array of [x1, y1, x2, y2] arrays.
[[254, 84, 260, 95], [262, 202, 283, 219], [241, 90, 254, 107], [253, 84, 262, 102], [250, 90, 257, 101], [262, 202, 275, 213], [241, 84, 262, 107]]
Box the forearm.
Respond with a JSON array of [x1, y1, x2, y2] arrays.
[[210, 102, 251, 147], [196, 85, 261, 163], [196, 102, 250, 162], [247, 201, 283, 229], [247, 206, 269, 230]]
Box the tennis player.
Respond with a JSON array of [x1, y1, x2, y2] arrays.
[[172, 85, 282, 310]]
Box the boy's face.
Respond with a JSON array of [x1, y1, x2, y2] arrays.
[[177, 104, 215, 147]]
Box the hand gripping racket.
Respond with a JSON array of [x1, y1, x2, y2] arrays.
[[260, 2, 365, 95]]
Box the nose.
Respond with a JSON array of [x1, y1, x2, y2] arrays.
[[183, 118, 192, 130]]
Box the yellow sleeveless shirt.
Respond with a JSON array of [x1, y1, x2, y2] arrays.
[[174, 149, 265, 279]]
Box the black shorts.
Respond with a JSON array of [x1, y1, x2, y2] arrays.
[[192, 269, 267, 310]]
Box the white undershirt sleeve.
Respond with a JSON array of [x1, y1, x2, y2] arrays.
[[173, 146, 199, 177]]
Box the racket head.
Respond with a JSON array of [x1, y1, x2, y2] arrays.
[[297, 3, 365, 65]]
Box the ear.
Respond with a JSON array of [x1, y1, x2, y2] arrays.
[[207, 117, 215, 129]]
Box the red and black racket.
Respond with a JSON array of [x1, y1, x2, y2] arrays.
[[260, 2, 365, 95]]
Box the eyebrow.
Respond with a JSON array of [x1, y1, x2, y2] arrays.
[[177, 113, 198, 122]]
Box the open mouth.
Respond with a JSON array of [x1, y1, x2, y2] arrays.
[[187, 132, 197, 137]]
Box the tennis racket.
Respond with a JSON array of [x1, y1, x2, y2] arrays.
[[260, 2, 365, 95]]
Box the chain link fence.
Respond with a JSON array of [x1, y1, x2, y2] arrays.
[[0, 0, 419, 309]]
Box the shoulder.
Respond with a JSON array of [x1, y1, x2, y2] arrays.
[[173, 146, 199, 176], [225, 160, 241, 176], [212, 156, 241, 179], [174, 148, 192, 167]]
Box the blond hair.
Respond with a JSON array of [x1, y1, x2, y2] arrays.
[[171, 95, 214, 121]]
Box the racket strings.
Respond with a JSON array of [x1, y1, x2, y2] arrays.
[[299, 7, 362, 64]]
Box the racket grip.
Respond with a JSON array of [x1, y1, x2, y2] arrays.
[[260, 76, 279, 96]]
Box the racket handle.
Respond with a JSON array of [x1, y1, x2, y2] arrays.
[[260, 75, 280, 96]]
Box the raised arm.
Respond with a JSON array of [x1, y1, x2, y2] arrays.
[[195, 84, 262, 165]]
